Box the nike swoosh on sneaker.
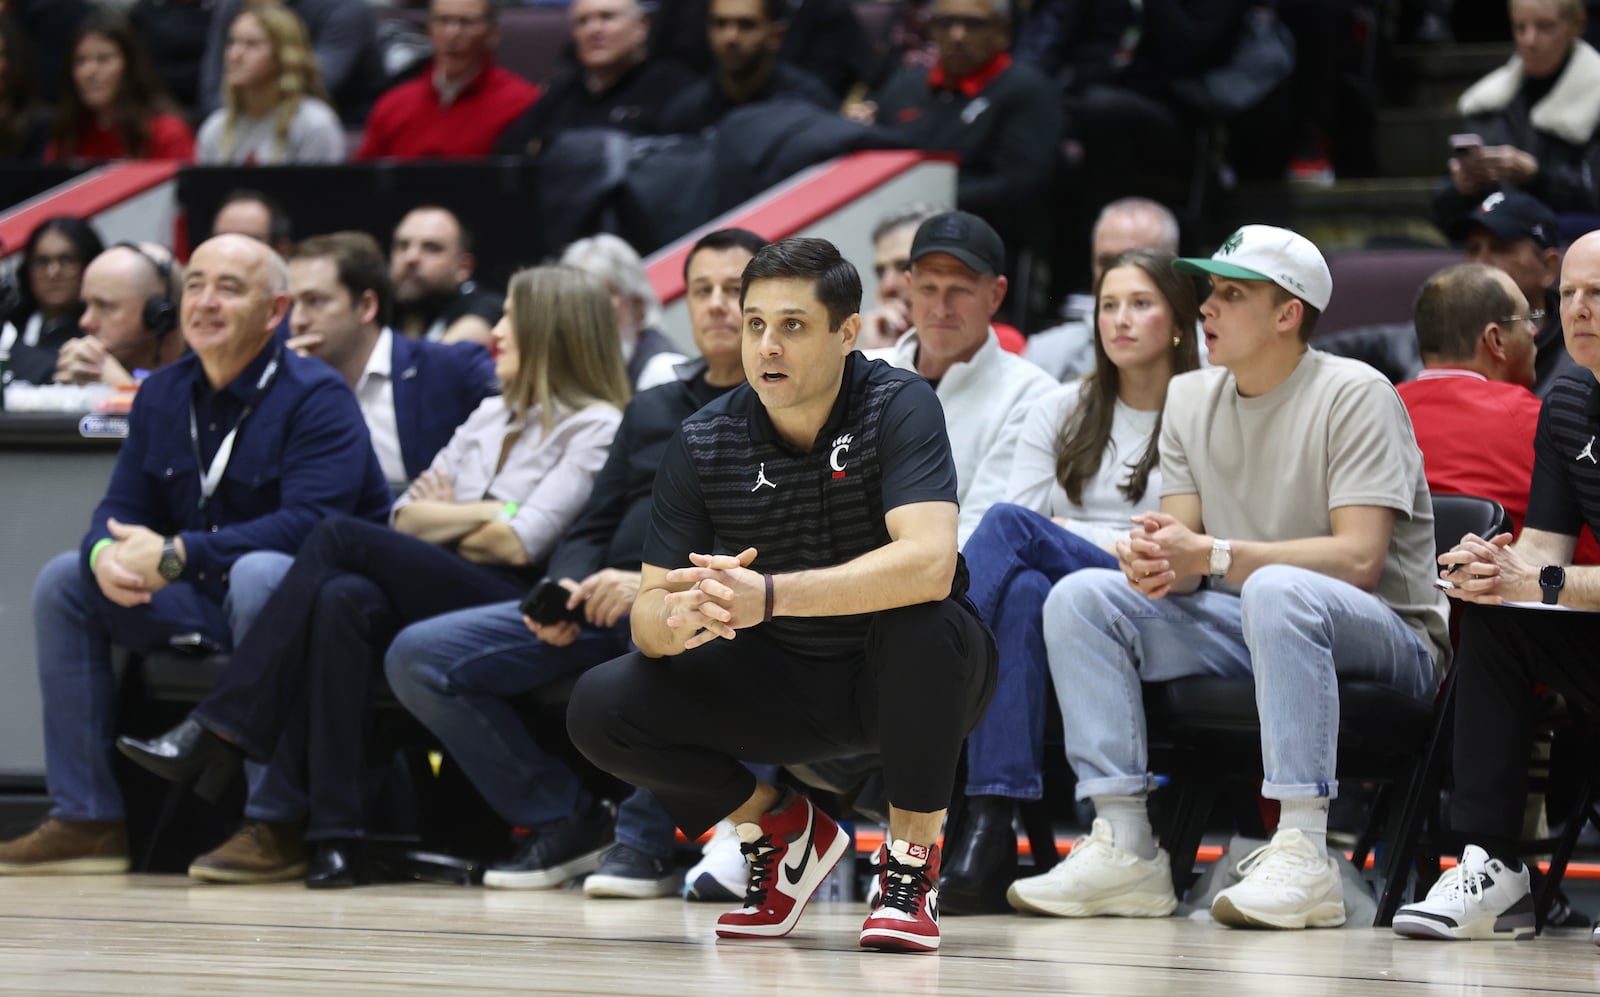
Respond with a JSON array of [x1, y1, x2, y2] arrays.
[[783, 808, 815, 886]]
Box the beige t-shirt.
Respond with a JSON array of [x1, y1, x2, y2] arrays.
[[1160, 349, 1451, 672]]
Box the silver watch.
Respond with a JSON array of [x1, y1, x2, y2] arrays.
[[1208, 538, 1232, 580]]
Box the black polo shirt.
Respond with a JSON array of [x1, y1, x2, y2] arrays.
[[643, 352, 958, 658], [1526, 371, 1600, 543]]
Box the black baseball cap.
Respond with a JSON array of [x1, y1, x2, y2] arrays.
[[1456, 189, 1559, 249], [909, 210, 1006, 275]]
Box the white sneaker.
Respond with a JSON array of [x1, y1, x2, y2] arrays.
[[683, 820, 746, 902], [1210, 828, 1345, 929], [1592, 923, 1598, 948], [1392, 846, 1535, 941], [1005, 818, 1177, 918]]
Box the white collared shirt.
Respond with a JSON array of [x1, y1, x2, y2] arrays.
[[355, 328, 407, 489]]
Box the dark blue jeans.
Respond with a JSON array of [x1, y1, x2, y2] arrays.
[[961, 503, 1118, 800]]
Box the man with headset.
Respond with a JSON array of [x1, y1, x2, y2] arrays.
[[0, 234, 391, 876], [53, 242, 187, 387]]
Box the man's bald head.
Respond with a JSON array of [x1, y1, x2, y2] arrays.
[[78, 245, 172, 358], [182, 234, 292, 376], [1559, 230, 1600, 372]]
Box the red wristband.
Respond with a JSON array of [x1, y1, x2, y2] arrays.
[[763, 573, 774, 623]]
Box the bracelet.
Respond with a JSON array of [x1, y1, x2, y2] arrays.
[[89, 538, 115, 571], [495, 501, 520, 523], [763, 573, 774, 623]]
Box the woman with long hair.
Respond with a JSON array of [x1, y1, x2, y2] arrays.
[[0, 216, 105, 384], [0, 13, 50, 162], [196, 3, 345, 164], [48, 10, 194, 162], [119, 265, 631, 886], [937, 249, 1201, 912]]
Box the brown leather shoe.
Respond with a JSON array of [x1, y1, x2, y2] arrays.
[[189, 820, 307, 883], [0, 818, 128, 875]]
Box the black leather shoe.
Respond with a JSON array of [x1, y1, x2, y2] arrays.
[[116, 718, 241, 800], [305, 840, 376, 889], [939, 795, 1019, 914]]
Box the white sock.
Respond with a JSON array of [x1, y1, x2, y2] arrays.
[[1276, 798, 1330, 855], [1092, 795, 1155, 860]]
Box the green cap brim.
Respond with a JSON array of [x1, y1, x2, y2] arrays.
[[1172, 257, 1270, 282]]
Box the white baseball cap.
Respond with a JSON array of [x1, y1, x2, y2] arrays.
[[1174, 225, 1333, 312]]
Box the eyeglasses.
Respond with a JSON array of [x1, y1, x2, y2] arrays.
[[429, 13, 490, 31], [29, 254, 82, 272], [1498, 310, 1546, 327], [929, 14, 996, 33]]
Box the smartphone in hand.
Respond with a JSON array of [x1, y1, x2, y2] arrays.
[[520, 578, 584, 626]]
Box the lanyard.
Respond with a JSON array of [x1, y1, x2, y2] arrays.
[[189, 346, 282, 509]]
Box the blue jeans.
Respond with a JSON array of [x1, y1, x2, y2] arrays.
[[962, 503, 1118, 799], [32, 549, 288, 822], [1044, 564, 1438, 801], [229, 552, 310, 825], [385, 599, 681, 852]]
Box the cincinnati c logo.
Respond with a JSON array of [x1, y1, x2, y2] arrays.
[[829, 434, 852, 479]]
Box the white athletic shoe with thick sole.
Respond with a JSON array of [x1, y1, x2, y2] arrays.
[[1392, 845, 1535, 941], [1210, 829, 1346, 930], [1005, 818, 1177, 918]]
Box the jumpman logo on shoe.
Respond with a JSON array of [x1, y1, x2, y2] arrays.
[[751, 462, 776, 492], [1579, 436, 1598, 465]]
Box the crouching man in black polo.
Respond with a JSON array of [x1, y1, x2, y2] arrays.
[[568, 237, 996, 954]]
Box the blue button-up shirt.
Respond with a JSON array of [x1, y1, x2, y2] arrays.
[[78, 338, 392, 602]]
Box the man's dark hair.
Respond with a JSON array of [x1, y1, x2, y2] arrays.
[[293, 231, 395, 328], [1414, 262, 1523, 360], [401, 204, 474, 254], [218, 188, 293, 246], [682, 228, 768, 282], [740, 237, 862, 331]]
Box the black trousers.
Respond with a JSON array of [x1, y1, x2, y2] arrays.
[[196, 516, 528, 838], [1450, 602, 1600, 848], [566, 598, 997, 839]]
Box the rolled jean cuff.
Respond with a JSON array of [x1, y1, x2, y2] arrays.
[[1072, 774, 1154, 801], [1262, 778, 1339, 800], [964, 779, 1044, 801]]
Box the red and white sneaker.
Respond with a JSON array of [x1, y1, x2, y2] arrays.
[[715, 794, 848, 939], [860, 839, 941, 953]]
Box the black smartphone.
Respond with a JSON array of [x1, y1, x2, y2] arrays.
[[520, 578, 584, 626]]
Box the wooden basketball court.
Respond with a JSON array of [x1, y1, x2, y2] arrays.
[[2, 875, 1596, 994]]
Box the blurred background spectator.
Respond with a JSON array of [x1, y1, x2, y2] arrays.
[[0, 12, 49, 162], [650, 0, 873, 99], [559, 232, 687, 390], [0, 216, 104, 385], [47, 9, 195, 162], [129, 0, 215, 114], [196, 2, 345, 163], [200, 0, 386, 127], [0, 0, 93, 105]]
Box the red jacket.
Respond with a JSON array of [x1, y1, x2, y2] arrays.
[[357, 62, 539, 160], [46, 112, 195, 162]]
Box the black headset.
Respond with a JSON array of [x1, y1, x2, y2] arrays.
[[112, 241, 178, 337]]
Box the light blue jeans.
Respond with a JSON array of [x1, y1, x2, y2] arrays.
[[1043, 564, 1437, 801]]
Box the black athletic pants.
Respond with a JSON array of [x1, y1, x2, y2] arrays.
[[1450, 602, 1600, 855], [567, 598, 997, 838]]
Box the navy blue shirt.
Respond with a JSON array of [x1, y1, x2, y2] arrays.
[[1526, 371, 1600, 543], [79, 337, 392, 602]]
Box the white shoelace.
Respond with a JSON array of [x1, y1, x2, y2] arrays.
[[1233, 839, 1318, 885], [1431, 861, 1489, 910]]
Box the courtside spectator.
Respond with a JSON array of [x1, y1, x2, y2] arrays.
[[0, 235, 389, 877], [196, 4, 345, 165], [357, 0, 539, 160], [1457, 190, 1582, 395], [1433, 0, 1600, 225], [389, 206, 501, 345], [54, 243, 185, 387], [1026, 198, 1183, 381], [494, 0, 694, 156], [1401, 262, 1600, 561], [48, 10, 195, 163], [885, 211, 1057, 544], [853, 0, 1061, 257], [383, 229, 766, 897], [201, 0, 385, 127], [0, 217, 104, 385], [650, 0, 873, 99], [1394, 230, 1600, 946], [656, 0, 836, 135], [130, 0, 214, 112], [0, 13, 49, 162], [944, 249, 1199, 913], [560, 233, 687, 391], [119, 265, 628, 888], [859, 202, 943, 350], [1010, 225, 1446, 931], [212, 189, 295, 259]]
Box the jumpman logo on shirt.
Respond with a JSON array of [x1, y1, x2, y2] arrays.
[[1579, 436, 1598, 465], [751, 462, 776, 491]]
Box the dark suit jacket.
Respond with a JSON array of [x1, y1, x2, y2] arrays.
[[389, 334, 499, 482]]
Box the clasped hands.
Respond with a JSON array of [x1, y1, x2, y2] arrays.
[[93, 518, 174, 607], [1115, 512, 1210, 601], [664, 547, 765, 649], [1436, 531, 1537, 605]]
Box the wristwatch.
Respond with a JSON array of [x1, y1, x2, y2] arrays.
[[158, 538, 184, 582], [1209, 538, 1233, 580], [1539, 564, 1566, 606]]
